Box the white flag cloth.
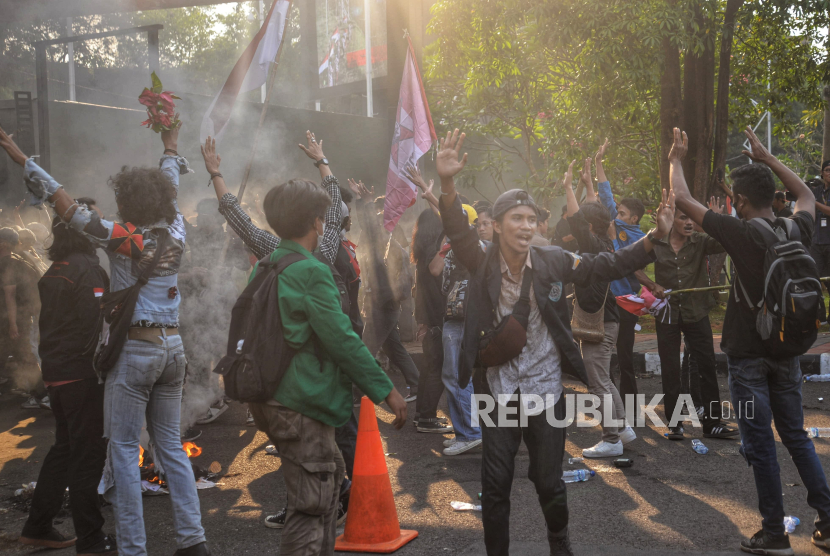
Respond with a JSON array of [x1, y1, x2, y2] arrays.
[[200, 0, 291, 144]]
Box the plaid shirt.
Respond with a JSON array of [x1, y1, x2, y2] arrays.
[[218, 175, 342, 264]]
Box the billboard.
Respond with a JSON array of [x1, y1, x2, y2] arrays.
[[316, 0, 388, 89]]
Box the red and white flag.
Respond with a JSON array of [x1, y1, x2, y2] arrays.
[[200, 0, 291, 144], [383, 38, 437, 232]]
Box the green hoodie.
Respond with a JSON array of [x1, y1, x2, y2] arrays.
[[252, 240, 394, 427]]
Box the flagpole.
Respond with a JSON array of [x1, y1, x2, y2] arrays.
[[236, 0, 293, 204]]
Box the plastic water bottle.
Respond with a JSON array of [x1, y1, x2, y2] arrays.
[[568, 457, 584, 464], [807, 427, 830, 438], [784, 516, 800, 533], [691, 439, 708, 454], [805, 374, 830, 382], [562, 469, 595, 483]]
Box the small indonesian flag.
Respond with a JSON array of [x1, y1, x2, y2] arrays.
[[94, 288, 104, 298]]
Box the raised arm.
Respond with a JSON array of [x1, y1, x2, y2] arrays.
[[580, 157, 597, 204], [405, 164, 440, 215], [740, 126, 815, 218], [594, 139, 617, 218], [667, 128, 709, 225], [203, 136, 280, 260], [298, 130, 341, 264], [563, 160, 579, 217]]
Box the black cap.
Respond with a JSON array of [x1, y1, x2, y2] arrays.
[[492, 189, 540, 220]]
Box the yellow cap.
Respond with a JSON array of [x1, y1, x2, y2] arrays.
[[461, 204, 478, 226]]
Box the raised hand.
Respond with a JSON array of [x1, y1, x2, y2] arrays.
[[201, 136, 221, 174], [654, 188, 676, 238], [298, 130, 325, 161], [405, 164, 429, 192], [563, 159, 576, 189], [667, 127, 688, 163], [742, 126, 772, 164], [595, 138, 610, 162], [161, 117, 180, 152], [707, 196, 725, 214], [348, 178, 373, 202], [579, 157, 592, 186], [436, 129, 468, 179], [0, 124, 28, 166]]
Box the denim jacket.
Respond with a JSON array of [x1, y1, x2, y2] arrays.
[[23, 156, 189, 326]]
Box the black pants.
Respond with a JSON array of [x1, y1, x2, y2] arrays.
[[681, 336, 703, 408], [810, 243, 830, 280], [613, 309, 639, 399], [655, 315, 721, 428], [416, 325, 445, 420], [363, 306, 420, 391], [334, 410, 358, 481], [22, 378, 107, 551], [478, 377, 568, 556]]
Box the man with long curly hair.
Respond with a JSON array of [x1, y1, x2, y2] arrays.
[[0, 123, 210, 556]]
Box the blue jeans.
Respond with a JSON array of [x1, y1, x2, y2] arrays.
[[728, 355, 830, 539], [102, 336, 206, 555], [442, 320, 481, 442]]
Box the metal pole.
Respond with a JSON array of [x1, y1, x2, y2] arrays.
[[35, 45, 50, 172], [147, 29, 160, 75], [364, 0, 373, 117], [767, 61, 772, 153], [259, 0, 266, 103], [66, 17, 76, 102]]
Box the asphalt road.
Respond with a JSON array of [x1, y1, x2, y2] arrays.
[[2, 372, 830, 555]]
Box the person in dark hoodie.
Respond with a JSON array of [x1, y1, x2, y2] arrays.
[[434, 129, 674, 556], [19, 204, 117, 555]]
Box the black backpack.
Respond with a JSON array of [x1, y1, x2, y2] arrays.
[[735, 218, 825, 357], [213, 253, 306, 403], [214, 251, 349, 403]]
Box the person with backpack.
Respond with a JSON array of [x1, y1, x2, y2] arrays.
[[0, 123, 211, 556], [18, 211, 116, 555], [0, 227, 45, 410], [435, 128, 675, 556], [241, 176, 407, 556], [202, 133, 359, 528], [669, 125, 830, 556]]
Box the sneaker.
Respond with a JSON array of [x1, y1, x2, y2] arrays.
[[666, 426, 685, 440], [265, 444, 279, 456], [246, 409, 255, 427], [264, 508, 286, 529], [812, 528, 830, 548], [195, 402, 228, 425], [181, 428, 202, 442], [404, 388, 417, 403], [582, 440, 624, 458], [414, 415, 449, 426], [548, 526, 574, 556], [443, 437, 457, 448], [416, 417, 453, 433], [336, 501, 347, 526], [174, 541, 211, 556], [443, 438, 482, 456], [620, 426, 637, 444], [696, 405, 705, 417], [704, 421, 740, 439], [77, 534, 118, 555], [19, 528, 76, 549], [38, 395, 51, 410], [21, 396, 40, 409], [740, 529, 793, 555]]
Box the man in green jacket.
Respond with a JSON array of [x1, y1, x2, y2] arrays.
[[246, 177, 407, 556]]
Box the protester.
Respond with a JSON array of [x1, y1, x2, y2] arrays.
[[354, 186, 420, 402], [201, 132, 358, 528], [565, 158, 634, 458], [772, 191, 793, 218], [408, 206, 452, 433], [0, 226, 45, 409], [246, 176, 407, 556], [17, 227, 49, 274], [552, 205, 578, 252], [0, 123, 211, 556], [435, 128, 674, 556], [477, 206, 495, 242], [811, 160, 830, 280], [18, 211, 116, 555], [670, 126, 830, 555], [530, 208, 551, 246], [594, 140, 646, 403], [635, 199, 738, 440]]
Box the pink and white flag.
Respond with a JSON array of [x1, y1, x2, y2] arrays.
[[383, 39, 437, 232], [200, 0, 291, 144]]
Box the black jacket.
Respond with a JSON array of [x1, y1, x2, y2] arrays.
[[38, 252, 109, 382], [439, 195, 655, 389]]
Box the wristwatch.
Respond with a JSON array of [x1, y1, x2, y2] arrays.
[[646, 230, 661, 243], [314, 158, 329, 168]]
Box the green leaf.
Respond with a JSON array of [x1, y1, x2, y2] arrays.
[[151, 71, 163, 94]]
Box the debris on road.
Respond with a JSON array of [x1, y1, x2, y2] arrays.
[[563, 470, 594, 483], [691, 439, 708, 454], [450, 501, 481, 512], [784, 515, 800, 533]]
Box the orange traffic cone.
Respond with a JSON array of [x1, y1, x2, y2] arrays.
[[335, 396, 418, 553]]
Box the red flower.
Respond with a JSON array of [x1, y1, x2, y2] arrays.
[[137, 72, 180, 133]]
